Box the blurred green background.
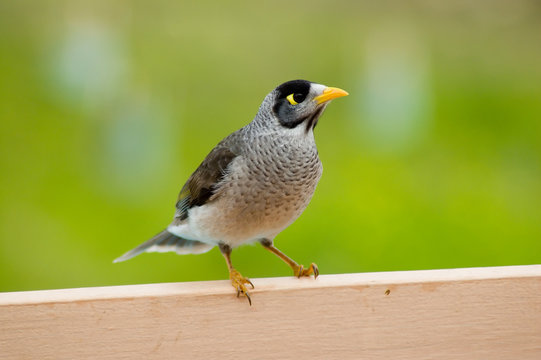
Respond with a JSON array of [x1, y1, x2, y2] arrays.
[[1, 1, 540, 292]]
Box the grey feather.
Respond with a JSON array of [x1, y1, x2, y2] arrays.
[[113, 230, 214, 263]]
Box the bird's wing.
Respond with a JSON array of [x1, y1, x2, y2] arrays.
[[175, 135, 242, 220]]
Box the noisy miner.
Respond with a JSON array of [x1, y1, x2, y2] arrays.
[[114, 79, 348, 305]]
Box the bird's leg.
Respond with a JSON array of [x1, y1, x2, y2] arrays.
[[219, 243, 254, 305], [260, 239, 319, 278]]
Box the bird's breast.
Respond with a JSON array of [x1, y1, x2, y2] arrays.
[[191, 138, 322, 245]]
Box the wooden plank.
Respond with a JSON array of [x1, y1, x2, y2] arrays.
[[1, 265, 540, 360]]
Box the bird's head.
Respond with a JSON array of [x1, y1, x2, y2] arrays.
[[255, 79, 348, 133]]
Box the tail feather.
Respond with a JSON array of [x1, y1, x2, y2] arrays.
[[113, 230, 214, 263]]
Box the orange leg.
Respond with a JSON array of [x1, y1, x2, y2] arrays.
[[261, 239, 319, 278]]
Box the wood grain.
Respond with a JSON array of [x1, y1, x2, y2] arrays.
[[1, 265, 540, 359]]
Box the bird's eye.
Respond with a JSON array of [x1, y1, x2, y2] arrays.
[[286, 93, 306, 105]]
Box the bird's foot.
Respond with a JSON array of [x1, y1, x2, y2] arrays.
[[293, 263, 319, 279], [230, 269, 254, 305]]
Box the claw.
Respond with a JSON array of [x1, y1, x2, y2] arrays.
[[230, 269, 254, 306], [312, 263, 319, 279], [296, 264, 304, 278], [294, 263, 319, 278]]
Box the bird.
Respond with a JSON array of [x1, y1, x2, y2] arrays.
[[114, 79, 348, 305]]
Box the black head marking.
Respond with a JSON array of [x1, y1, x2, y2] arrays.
[[272, 80, 313, 129], [274, 79, 312, 100]]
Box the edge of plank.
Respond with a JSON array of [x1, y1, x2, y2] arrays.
[[1, 265, 540, 306]]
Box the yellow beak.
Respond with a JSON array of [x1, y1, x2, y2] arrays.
[[314, 86, 349, 105]]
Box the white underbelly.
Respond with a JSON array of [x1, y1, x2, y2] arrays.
[[167, 194, 311, 247]]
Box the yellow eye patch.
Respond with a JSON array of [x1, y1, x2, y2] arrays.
[[286, 93, 298, 105]]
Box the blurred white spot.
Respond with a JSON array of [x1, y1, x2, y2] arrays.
[[47, 19, 179, 202], [98, 95, 178, 202], [51, 21, 127, 108], [357, 22, 432, 153]]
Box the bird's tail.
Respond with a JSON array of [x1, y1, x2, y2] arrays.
[[113, 230, 214, 263]]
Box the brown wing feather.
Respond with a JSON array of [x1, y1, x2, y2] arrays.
[[175, 139, 240, 220]]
